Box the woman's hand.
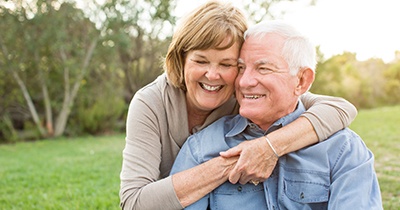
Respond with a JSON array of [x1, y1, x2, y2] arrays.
[[219, 137, 278, 185]]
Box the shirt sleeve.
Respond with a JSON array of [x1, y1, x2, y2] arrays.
[[119, 92, 182, 210], [170, 136, 210, 210], [300, 92, 358, 141], [328, 130, 382, 209]]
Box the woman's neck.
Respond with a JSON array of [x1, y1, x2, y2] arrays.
[[186, 100, 212, 133]]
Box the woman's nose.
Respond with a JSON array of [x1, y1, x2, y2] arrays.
[[205, 65, 221, 80]]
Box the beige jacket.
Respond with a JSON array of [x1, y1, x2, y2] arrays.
[[119, 73, 357, 210]]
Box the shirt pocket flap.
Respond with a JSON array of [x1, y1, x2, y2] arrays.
[[214, 182, 264, 195], [284, 179, 329, 203]]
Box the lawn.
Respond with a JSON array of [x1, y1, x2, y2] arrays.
[[349, 105, 400, 209], [0, 135, 125, 210], [0, 106, 399, 209]]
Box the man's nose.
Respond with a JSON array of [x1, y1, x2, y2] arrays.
[[238, 68, 258, 87]]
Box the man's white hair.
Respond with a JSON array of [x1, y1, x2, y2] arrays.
[[244, 20, 317, 75]]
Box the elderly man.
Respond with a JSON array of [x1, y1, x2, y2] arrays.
[[170, 20, 382, 209]]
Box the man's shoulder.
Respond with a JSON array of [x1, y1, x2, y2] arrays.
[[201, 114, 242, 133], [194, 115, 240, 136], [303, 128, 370, 161], [191, 114, 242, 144], [327, 128, 364, 147]]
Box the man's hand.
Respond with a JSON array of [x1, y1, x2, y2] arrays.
[[219, 136, 278, 185]]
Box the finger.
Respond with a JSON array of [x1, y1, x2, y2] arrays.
[[228, 169, 241, 184], [228, 153, 247, 184], [239, 174, 252, 185], [219, 147, 241, 158]]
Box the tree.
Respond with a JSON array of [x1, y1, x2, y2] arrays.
[[94, 0, 176, 101], [0, 0, 100, 138], [311, 53, 363, 106], [383, 61, 400, 104]]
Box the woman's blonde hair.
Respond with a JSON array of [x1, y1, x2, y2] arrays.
[[164, 0, 248, 90]]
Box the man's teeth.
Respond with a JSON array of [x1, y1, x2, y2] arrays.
[[201, 83, 222, 91], [244, 95, 265, 99]]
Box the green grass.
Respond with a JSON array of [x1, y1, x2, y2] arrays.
[[349, 105, 400, 210], [0, 135, 125, 210], [0, 106, 399, 209]]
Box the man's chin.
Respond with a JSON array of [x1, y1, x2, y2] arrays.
[[239, 109, 257, 119]]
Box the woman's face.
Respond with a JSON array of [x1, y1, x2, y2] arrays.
[[184, 40, 240, 113]]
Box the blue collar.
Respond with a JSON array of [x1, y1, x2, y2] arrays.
[[226, 100, 306, 138]]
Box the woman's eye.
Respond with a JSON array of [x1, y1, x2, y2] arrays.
[[221, 64, 232, 68], [196, 60, 207, 64], [190, 59, 208, 64]]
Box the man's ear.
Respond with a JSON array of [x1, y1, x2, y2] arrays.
[[295, 67, 315, 95]]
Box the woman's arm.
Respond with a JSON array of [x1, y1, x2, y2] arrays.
[[172, 156, 238, 207], [299, 92, 357, 141], [120, 88, 238, 209], [220, 92, 357, 184]]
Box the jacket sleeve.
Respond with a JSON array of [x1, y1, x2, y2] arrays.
[[119, 91, 182, 210], [300, 92, 358, 141]]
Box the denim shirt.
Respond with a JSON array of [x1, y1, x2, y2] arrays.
[[170, 101, 382, 210]]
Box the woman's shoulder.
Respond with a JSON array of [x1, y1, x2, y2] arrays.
[[129, 73, 186, 114], [135, 74, 167, 96]]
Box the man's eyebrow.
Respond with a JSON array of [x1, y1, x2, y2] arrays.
[[238, 58, 245, 64], [255, 59, 281, 69]]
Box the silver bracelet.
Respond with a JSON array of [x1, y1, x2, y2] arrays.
[[265, 137, 279, 158]]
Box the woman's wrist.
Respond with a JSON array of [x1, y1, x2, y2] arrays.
[[265, 117, 318, 156], [265, 136, 280, 158]]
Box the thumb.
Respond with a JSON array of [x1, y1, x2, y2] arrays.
[[220, 147, 241, 158]]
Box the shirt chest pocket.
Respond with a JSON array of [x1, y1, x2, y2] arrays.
[[211, 182, 267, 210], [283, 179, 329, 203]]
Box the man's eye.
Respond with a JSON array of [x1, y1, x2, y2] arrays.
[[258, 68, 274, 74], [238, 65, 245, 73]]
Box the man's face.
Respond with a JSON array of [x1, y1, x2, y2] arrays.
[[235, 33, 300, 130]]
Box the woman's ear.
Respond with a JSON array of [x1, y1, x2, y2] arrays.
[[295, 68, 315, 95]]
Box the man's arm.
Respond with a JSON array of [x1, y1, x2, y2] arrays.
[[328, 131, 382, 209]]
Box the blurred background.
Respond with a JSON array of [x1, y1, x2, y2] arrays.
[[0, 0, 399, 209], [1, 0, 399, 142]]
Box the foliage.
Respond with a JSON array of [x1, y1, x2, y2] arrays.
[[311, 52, 398, 109], [0, 0, 101, 140], [1, 106, 399, 209], [71, 83, 126, 135], [1, 0, 400, 142], [383, 62, 400, 104]]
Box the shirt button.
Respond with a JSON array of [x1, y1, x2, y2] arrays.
[[237, 186, 242, 192], [300, 192, 305, 199]]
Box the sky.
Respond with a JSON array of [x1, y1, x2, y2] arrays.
[[175, 0, 400, 62]]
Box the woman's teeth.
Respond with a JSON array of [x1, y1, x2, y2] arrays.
[[201, 83, 222, 91]]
